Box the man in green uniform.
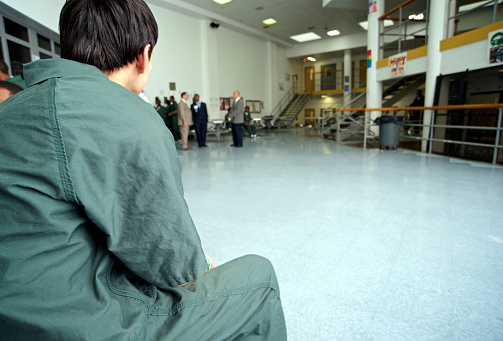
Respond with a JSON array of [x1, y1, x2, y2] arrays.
[[243, 105, 258, 138], [0, 59, 27, 89], [0, 1, 287, 340], [167, 95, 181, 141]]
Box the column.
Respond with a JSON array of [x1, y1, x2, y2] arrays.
[[201, 19, 220, 120], [366, 0, 384, 137], [422, 0, 449, 151], [343, 49, 352, 107], [266, 41, 278, 116]]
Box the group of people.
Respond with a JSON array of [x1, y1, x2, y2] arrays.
[[0, 60, 26, 103], [155, 93, 208, 150], [155, 89, 259, 149]]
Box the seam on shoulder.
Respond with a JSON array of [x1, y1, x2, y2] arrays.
[[48, 78, 80, 204]]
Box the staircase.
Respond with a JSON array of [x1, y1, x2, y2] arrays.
[[382, 74, 426, 107], [272, 83, 314, 128], [322, 92, 367, 141]]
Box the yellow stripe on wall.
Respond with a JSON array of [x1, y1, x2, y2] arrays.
[[377, 58, 388, 69], [440, 20, 503, 51], [407, 45, 428, 60]]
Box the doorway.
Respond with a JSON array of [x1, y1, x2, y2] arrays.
[[304, 66, 314, 93], [305, 108, 315, 126]]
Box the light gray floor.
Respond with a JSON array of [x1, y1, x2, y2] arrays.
[[178, 128, 503, 341]]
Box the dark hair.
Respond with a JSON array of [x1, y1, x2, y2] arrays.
[[0, 80, 23, 95], [0, 60, 9, 75], [59, 0, 158, 72], [181, 92, 187, 97]]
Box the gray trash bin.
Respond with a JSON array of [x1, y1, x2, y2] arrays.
[[376, 115, 402, 150]]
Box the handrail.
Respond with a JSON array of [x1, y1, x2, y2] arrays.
[[337, 104, 503, 164], [339, 104, 503, 111], [379, 0, 415, 20], [270, 86, 295, 120]]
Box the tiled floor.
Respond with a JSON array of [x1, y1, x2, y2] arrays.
[[178, 128, 503, 340]]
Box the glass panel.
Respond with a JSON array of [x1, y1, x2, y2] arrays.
[[37, 34, 52, 51], [321, 63, 337, 91], [4, 17, 29, 42], [7, 40, 31, 76], [54, 42, 61, 55], [39, 52, 52, 59]]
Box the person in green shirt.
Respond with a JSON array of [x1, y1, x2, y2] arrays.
[[243, 105, 258, 138], [225, 107, 232, 129], [167, 95, 181, 141], [0, 1, 287, 340], [155, 97, 167, 120]]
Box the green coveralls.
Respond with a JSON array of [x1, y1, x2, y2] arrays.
[[157, 104, 167, 119], [168, 101, 181, 141], [0, 58, 287, 340], [243, 111, 257, 136]]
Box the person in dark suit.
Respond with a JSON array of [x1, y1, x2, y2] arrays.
[[229, 90, 244, 147], [191, 93, 208, 147]]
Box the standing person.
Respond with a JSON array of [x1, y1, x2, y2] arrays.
[[0, 0, 287, 340], [167, 95, 180, 141], [154, 97, 167, 121], [408, 89, 425, 135], [178, 91, 193, 150], [229, 90, 244, 147], [191, 93, 208, 147], [243, 105, 258, 138]]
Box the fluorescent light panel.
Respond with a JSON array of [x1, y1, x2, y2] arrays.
[[290, 32, 322, 42], [307, 57, 316, 62], [262, 18, 277, 25], [327, 29, 340, 36], [213, 0, 232, 4]]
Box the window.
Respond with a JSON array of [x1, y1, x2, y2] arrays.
[[4, 17, 29, 42], [37, 34, 51, 52], [0, 3, 60, 79]]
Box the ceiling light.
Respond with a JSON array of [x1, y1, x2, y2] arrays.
[[327, 30, 340, 36], [213, 0, 232, 4], [263, 18, 277, 25], [359, 20, 394, 31], [290, 32, 322, 43], [307, 57, 316, 62], [409, 13, 424, 20]]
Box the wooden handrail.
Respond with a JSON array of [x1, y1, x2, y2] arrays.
[[379, 0, 415, 20], [339, 104, 503, 112]]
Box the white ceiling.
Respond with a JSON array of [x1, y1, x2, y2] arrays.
[[181, 0, 431, 44]]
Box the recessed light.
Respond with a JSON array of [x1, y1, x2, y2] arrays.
[[213, 0, 232, 4], [263, 18, 277, 25], [327, 30, 340, 36], [290, 32, 322, 43], [307, 57, 316, 62]]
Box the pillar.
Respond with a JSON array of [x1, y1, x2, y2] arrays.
[[422, 0, 449, 151], [366, 0, 384, 137], [343, 49, 352, 107]]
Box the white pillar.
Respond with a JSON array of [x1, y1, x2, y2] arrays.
[[201, 20, 220, 120], [422, 0, 449, 151], [343, 49, 352, 107], [366, 0, 384, 137], [266, 41, 278, 116]]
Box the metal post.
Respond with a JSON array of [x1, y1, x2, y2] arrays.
[[398, 7, 402, 53], [364, 111, 368, 150], [493, 108, 502, 164], [428, 109, 436, 154], [493, 0, 498, 24], [337, 111, 341, 143]]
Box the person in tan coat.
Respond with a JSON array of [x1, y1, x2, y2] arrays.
[[178, 91, 193, 150]]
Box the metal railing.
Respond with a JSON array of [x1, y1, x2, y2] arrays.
[[379, 0, 430, 55], [449, 0, 502, 36], [310, 68, 366, 92], [338, 104, 503, 165]]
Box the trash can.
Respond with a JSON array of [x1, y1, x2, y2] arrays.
[[375, 115, 402, 150]]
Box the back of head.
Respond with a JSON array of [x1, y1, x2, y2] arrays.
[[0, 80, 23, 96], [59, 0, 158, 73]]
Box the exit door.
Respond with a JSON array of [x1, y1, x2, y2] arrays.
[[304, 66, 314, 93]]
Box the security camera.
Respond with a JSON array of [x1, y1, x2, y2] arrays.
[[210, 22, 220, 29]]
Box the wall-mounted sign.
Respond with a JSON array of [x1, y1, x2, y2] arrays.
[[489, 30, 503, 64], [389, 53, 406, 77]]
